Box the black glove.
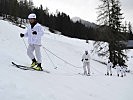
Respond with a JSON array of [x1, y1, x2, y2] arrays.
[[20, 33, 24, 37], [32, 31, 37, 35], [81, 59, 83, 62]]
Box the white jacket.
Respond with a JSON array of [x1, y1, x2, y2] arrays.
[[115, 65, 121, 72], [121, 67, 126, 73], [82, 53, 90, 63], [24, 23, 44, 45]]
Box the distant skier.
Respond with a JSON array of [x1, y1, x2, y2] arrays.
[[106, 60, 113, 76], [81, 51, 91, 76], [115, 64, 122, 77], [20, 13, 44, 71], [121, 66, 127, 77]]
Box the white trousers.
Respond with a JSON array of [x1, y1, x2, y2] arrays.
[[27, 44, 42, 63], [117, 69, 121, 76], [121, 70, 126, 76], [83, 62, 90, 74], [107, 67, 112, 74]]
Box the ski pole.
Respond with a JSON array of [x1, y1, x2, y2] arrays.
[[22, 38, 27, 49], [43, 49, 58, 69], [42, 46, 81, 69]]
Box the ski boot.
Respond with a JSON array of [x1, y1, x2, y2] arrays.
[[87, 73, 90, 76], [110, 74, 112, 76], [34, 63, 43, 71], [121, 75, 123, 77], [31, 58, 37, 68]]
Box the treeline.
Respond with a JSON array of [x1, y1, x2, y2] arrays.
[[0, 0, 132, 41], [0, 0, 97, 40]]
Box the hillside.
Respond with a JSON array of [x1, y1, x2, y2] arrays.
[[0, 20, 133, 100], [71, 17, 97, 28]]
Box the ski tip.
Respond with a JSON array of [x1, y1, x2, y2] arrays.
[[11, 62, 14, 64]]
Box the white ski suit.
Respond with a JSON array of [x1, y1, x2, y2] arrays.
[[121, 66, 126, 76], [82, 53, 91, 75], [106, 61, 113, 75], [24, 23, 44, 63], [115, 65, 121, 77]]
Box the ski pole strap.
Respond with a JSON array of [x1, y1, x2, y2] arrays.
[[43, 48, 57, 69], [42, 46, 81, 69]]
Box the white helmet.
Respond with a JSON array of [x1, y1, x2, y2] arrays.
[[28, 13, 36, 19]]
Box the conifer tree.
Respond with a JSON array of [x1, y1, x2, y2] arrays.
[[128, 22, 132, 34], [95, 0, 128, 66]]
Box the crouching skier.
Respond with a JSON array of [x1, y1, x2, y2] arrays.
[[20, 13, 44, 71], [81, 51, 91, 76]]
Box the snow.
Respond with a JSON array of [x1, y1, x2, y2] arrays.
[[0, 20, 133, 100]]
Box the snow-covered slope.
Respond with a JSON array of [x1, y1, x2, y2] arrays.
[[0, 20, 133, 100]]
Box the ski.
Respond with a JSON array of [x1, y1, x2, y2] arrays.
[[78, 73, 90, 76], [12, 62, 50, 73]]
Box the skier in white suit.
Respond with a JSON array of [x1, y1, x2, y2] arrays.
[[20, 13, 44, 71], [106, 60, 113, 76], [81, 51, 91, 76], [121, 66, 127, 77], [115, 64, 122, 77]]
